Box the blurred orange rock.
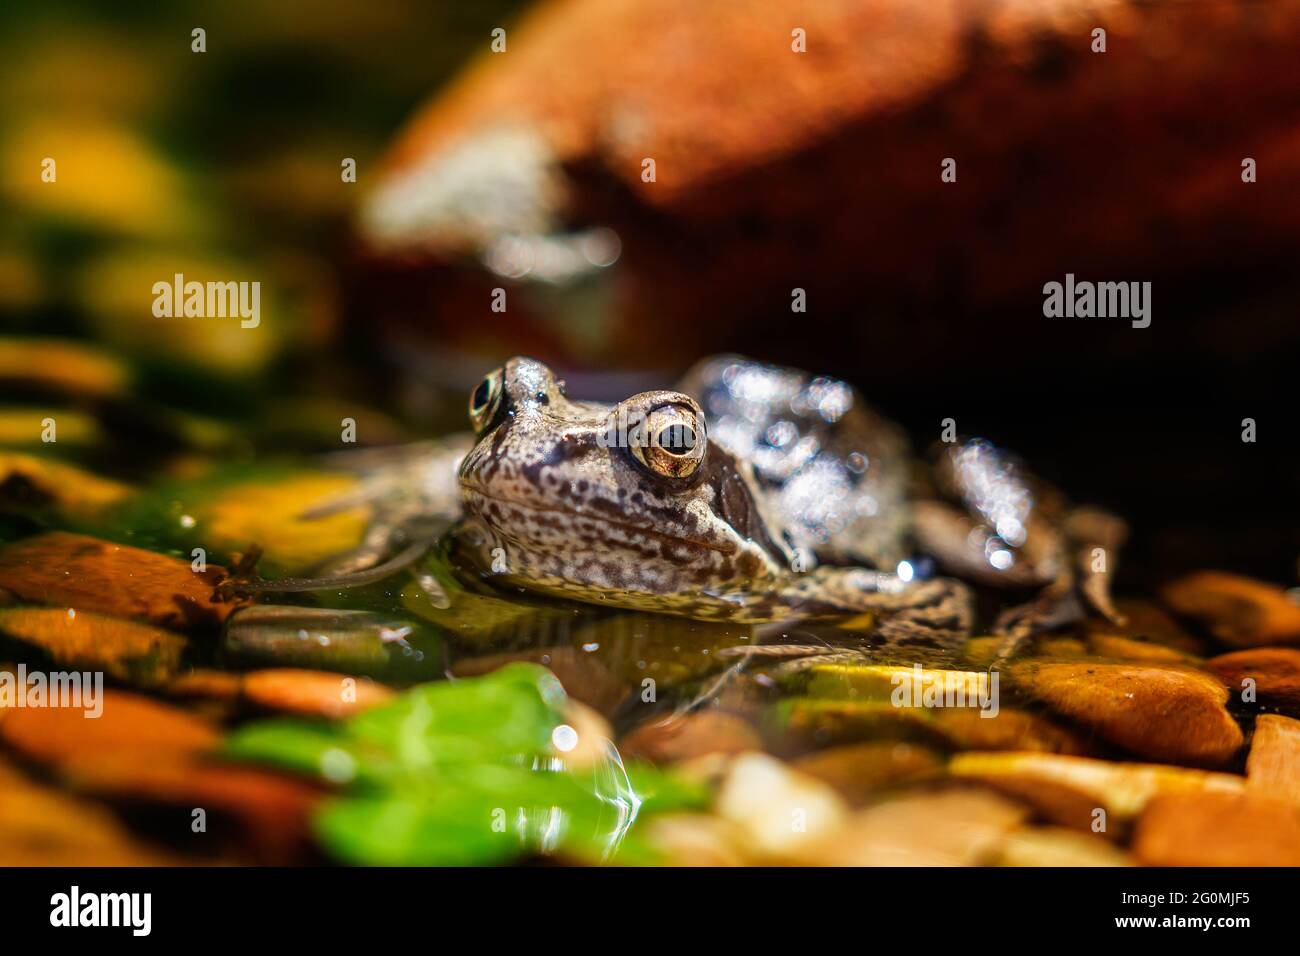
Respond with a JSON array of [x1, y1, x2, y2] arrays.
[[0, 607, 185, 685], [791, 742, 944, 806], [794, 788, 1028, 866], [1160, 571, 1300, 648], [1245, 714, 1300, 803], [1087, 633, 1197, 664], [0, 688, 219, 768], [1011, 661, 1243, 766], [950, 751, 1246, 833], [1133, 791, 1300, 866], [359, 0, 1300, 368], [0, 532, 240, 631], [242, 668, 393, 719], [1206, 647, 1300, 712]]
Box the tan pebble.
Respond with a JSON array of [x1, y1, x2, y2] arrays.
[[1246, 714, 1300, 803], [994, 826, 1134, 867], [950, 751, 1246, 831], [792, 742, 944, 806], [714, 752, 848, 859], [642, 813, 751, 866], [1133, 791, 1300, 866], [795, 788, 1027, 866]]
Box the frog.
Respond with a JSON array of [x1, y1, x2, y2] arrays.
[[229, 355, 1126, 656]]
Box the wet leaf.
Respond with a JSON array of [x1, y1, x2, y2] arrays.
[[0, 531, 240, 630], [223, 664, 709, 865], [197, 473, 369, 572], [0, 607, 185, 684]]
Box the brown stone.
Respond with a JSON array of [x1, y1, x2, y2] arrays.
[[0, 532, 240, 631], [1245, 714, 1300, 803], [794, 788, 1028, 866], [1087, 633, 1197, 663], [1160, 571, 1300, 648], [0, 757, 180, 866], [359, 0, 1300, 373], [1133, 791, 1300, 866], [0, 688, 219, 769], [1011, 661, 1244, 766], [1207, 647, 1300, 712], [242, 668, 393, 719], [0, 607, 186, 684], [166, 668, 244, 701], [993, 826, 1134, 867], [931, 706, 1093, 756], [67, 757, 322, 863], [950, 751, 1246, 833], [791, 742, 943, 806], [621, 709, 762, 763], [1082, 599, 1207, 655]]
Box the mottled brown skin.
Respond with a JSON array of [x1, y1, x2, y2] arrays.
[[243, 354, 1114, 653], [455, 357, 972, 639]]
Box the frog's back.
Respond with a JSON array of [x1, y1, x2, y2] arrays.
[[677, 355, 911, 571]]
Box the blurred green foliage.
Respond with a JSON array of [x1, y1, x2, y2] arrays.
[[1, 0, 527, 398]]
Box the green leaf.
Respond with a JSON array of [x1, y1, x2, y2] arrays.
[[223, 663, 709, 866]]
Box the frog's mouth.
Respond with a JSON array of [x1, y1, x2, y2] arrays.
[[460, 484, 734, 555]]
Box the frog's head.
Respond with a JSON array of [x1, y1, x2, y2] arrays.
[[457, 357, 791, 605]]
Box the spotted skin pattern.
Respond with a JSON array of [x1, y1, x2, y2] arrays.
[[455, 357, 973, 644], [265, 355, 1122, 653]]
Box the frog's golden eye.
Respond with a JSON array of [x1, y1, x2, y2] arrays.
[[631, 404, 706, 478], [468, 369, 504, 432]]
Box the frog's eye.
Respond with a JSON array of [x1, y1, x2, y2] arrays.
[[468, 369, 504, 432], [631, 404, 706, 478]]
